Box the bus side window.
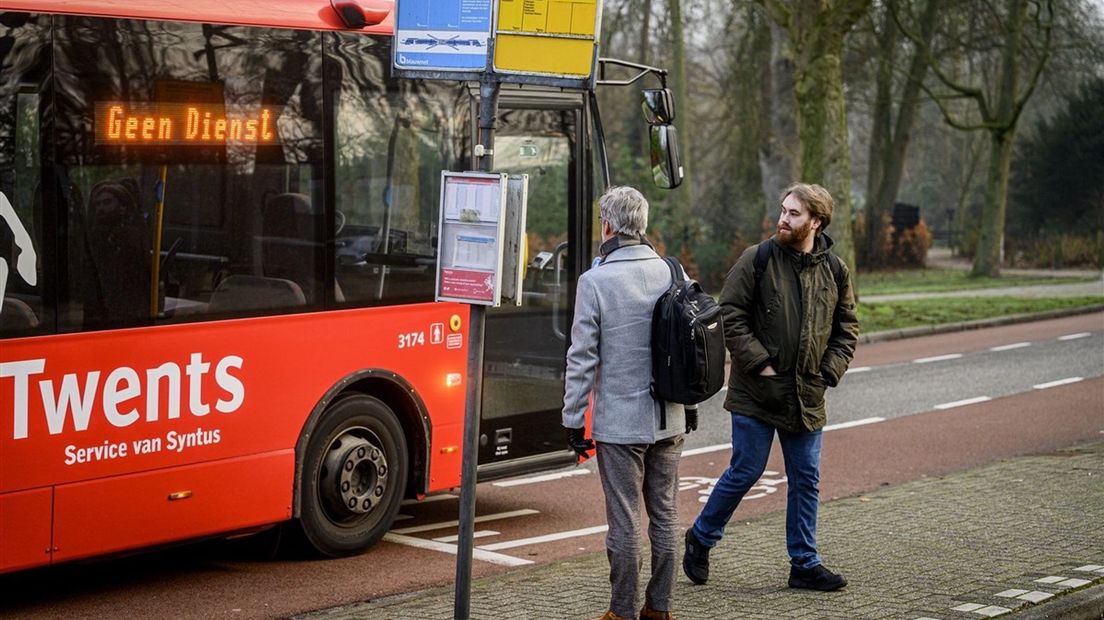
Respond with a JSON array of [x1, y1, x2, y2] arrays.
[[80, 178, 152, 329], [0, 13, 52, 340], [259, 192, 320, 303]]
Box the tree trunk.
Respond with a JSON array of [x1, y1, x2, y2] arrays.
[[758, 20, 799, 231], [793, 37, 856, 268], [972, 129, 1015, 276], [970, 0, 1028, 277], [669, 0, 693, 254], [759, 0, 870, 268], [862, 3, 897, 267], [626, 0, 653, 157], [868, 0, 940, 267]]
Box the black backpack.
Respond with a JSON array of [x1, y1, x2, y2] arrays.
[[651, 257, 726, 409]]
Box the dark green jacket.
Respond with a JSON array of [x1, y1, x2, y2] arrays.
[[721, 234, 859, 432]]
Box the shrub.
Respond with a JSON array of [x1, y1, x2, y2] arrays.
[[855, 212, 894, 269], [891, 220, 932, 268], [1007, 233, 1104, 269]]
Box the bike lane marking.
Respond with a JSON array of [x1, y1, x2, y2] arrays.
[[990, 342, 1031, 352], [934, 396, 992, 410], [1033, 377, 1083, 390]]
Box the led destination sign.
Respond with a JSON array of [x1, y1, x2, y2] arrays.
[[95, 102, 282, 146]]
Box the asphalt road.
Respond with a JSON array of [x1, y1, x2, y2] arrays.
[[1, 313, 1101, 619]]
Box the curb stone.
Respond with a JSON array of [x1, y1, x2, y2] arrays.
[[1011, 582, 1104, 620]]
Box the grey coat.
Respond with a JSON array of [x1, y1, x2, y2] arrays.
[[561, 243, 686, 444]]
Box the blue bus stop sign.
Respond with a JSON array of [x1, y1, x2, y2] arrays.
[[394, 0, 492, 71]]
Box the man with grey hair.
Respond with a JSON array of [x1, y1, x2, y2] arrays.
[[563, 186, 695, 620]]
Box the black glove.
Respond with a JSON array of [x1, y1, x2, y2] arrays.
[[685, 405, 699, 433], [565, 426, 595, 461]]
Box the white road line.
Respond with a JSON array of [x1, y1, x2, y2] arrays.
[[478, 525, 609, 551], [934, 396, 991, 410], [913, 353, 963, 364], [493, 468, 590, 487], [845, 366, 872, 374], [683, 416, 887, 459], [683, 443, 732, 457], [823, 417, 885, 431], [433, 530, 500, 543], [990, 342, 1031, 352], [390, 509, 539, 535], [402, 494, 456, 505], [1058, 332, 1091, 341], [382, 533, 532, 566], [1033, 377, 1083, 390]]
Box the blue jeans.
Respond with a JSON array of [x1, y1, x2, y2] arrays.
[[691, 413, 823, 570]]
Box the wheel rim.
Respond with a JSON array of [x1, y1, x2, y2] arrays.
[[319, 427, 389, 522]]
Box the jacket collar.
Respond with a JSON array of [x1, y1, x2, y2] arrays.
[[602, 242, 660, 263], [772, 232, 834, 266], [597, 233, 656, 263]]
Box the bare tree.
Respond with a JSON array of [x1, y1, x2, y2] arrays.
[[860, 0, 938, 267], [903, 0, 1054, 276]]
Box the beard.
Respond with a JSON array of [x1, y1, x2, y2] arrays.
[[778, 220, 814, 247]]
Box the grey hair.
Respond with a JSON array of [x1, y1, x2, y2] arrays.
[[598, 186, 649, 236]]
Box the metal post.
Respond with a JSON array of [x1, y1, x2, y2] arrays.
[[454, 73, 500, 620], [453, 304, 485, 620]]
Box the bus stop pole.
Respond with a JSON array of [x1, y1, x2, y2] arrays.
[[454, 74, 501, 620]]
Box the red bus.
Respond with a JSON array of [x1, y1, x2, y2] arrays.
[[0, 0, 677, 572]]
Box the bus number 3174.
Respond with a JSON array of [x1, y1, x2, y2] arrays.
[[398, 332, 425, 349]]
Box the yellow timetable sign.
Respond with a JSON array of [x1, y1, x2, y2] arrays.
[[494, 0, 598, 77]]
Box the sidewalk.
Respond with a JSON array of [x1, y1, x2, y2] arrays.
[[926, 247, 1103, 279], [862, 247, 1104, 304], [299, 441, 1104, 620]]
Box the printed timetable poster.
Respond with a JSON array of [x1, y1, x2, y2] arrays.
[[394, 0, 492, 71], [494, 0, 600, 77], [436, 172, 508, 306]]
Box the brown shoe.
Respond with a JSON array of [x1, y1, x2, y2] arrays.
[[639, 606, 674, 620], [595, 612, 633, 620]]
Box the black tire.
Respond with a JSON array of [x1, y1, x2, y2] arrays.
[[297, 394, 408, 557]]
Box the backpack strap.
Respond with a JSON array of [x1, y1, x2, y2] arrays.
[[653, 255, 684, 431], [754, 238, 844, 297], [663, 256, 684, 286], [828, 253, 844, 298], [752, 239, 773, 302]]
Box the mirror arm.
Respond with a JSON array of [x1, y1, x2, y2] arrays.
[[595, 57, 668, 88]]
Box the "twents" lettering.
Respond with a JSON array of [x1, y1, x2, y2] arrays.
[[1, 353, 245, 440]]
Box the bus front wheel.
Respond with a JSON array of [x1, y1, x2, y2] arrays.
[[298, 394, 408, 557]]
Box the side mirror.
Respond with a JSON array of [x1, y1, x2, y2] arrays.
[[649, 125, 683, 189], [641, 88, 675, 125], [330, 0, 389, 29]]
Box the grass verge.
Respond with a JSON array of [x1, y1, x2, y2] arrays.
[[856, 268, 1097, 296], [857, 296, 1104, 334]]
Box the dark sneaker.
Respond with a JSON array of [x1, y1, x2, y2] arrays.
[[682, 528, 710, 585], [788, 564, 848, 591]]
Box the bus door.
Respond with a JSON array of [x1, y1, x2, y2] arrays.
[[478, 93, 588, 476]]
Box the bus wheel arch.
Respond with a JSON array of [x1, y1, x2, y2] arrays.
[[293, 372, 430, 557]]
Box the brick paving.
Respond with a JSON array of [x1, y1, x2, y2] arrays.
[[299, 441, 1104, 620]]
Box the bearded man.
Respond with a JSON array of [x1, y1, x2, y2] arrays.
[[682, 182, 859, 592]]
